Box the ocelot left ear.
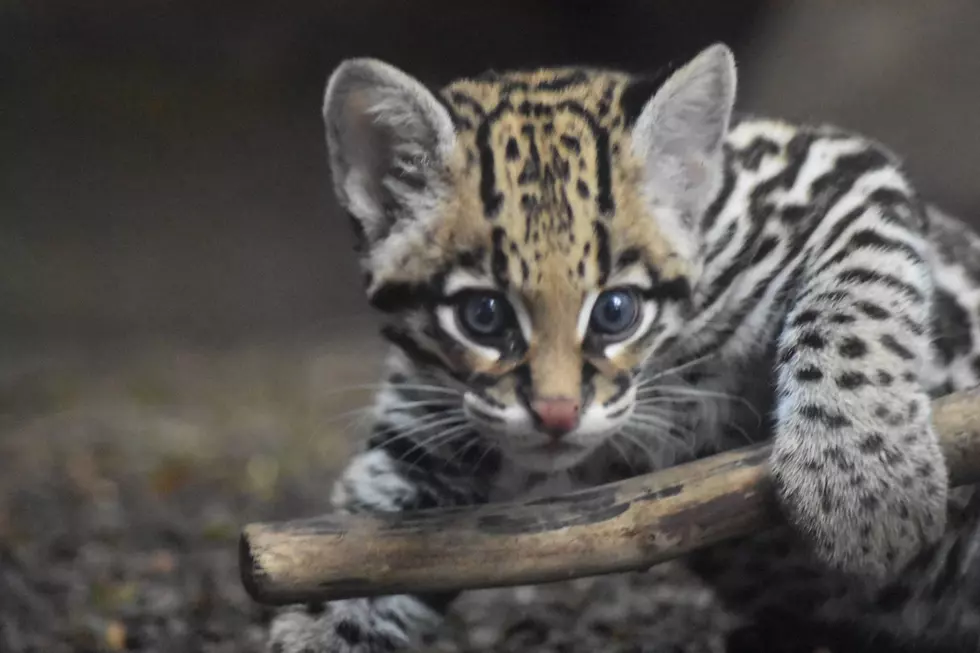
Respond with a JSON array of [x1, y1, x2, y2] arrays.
[[322, 58, 457, 254], [630, 43, 737, 238]]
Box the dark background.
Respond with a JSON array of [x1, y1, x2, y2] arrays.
[[4, 1, 979, 346]]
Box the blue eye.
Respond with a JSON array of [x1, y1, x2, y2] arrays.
[[590, 289, 640, 337], [457, 292, 510, 338]]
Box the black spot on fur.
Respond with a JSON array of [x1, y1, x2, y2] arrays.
[[837, 371, 869, 390], [900, 316, 925, 336], [859, 433, 885, 453], [829, 313, 856, 324], [505, 138, 520, 160], [907, 400, 919, 420], [518, 156, 540, 184], [798, 331, 826, 350], [855, 301, 890, 320], [838, 336, 868, 359], [560, 134, 581, 154], [880, 334, 915, 361], [792, 310, 820, 326], [795, 365, 824, 382], [576, 179, 590, 199], [799, 404, 852, 428], [825, 446, 855, 472]]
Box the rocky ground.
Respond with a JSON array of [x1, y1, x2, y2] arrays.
[[0, 337, 738, 653]]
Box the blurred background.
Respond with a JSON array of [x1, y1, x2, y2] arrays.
[[1, 2, 979, 652]]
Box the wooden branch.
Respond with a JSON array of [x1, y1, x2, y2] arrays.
[[240, 388, 980, 606]]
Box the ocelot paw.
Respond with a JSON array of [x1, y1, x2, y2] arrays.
[[267, 597, 438, 653], [770, 427, 948, 582]]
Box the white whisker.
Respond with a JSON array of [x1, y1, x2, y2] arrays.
[[635, 351, 718, 388]]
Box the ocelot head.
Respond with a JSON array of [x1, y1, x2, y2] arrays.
[[322, 44, 737, 471]]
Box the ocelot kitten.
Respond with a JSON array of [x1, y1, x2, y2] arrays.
[[268, 44, 980, 652]]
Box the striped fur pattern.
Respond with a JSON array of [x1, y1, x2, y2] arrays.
[[268, 44, 980, 651]]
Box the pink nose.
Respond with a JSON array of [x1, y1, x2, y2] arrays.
[[532, 397, 580, 437]]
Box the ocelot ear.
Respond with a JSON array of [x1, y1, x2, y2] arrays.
[[323, 58, 456, 252], [630, 43, 736, 222]]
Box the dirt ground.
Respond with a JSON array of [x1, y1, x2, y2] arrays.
[[0, 338, 373, 652]]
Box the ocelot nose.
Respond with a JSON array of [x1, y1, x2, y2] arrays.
[[531, 396, 581, 438]]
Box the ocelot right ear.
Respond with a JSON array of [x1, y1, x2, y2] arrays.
[[322, 59, 457, 255], [630, 43, 737, 222]]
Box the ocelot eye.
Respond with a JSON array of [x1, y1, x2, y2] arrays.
[[456, 291, 512, 339], [590, 288, 641, 337]]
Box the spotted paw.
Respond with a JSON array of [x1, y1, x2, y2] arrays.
[[770, 427, 948, 582], [267, 597, 439, 653]]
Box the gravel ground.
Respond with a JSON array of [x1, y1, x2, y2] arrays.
[[0, 337, 738, 653]]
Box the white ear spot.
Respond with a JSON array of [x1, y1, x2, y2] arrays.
[[322, 58, 456, 247]]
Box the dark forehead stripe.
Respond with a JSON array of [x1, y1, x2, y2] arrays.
[[500, 79, 530, 95], [449, 91, 487, 121], [433, 92, 471, 130], [555, 100, 614, 215], [475, 100, 514, 218], [491, 227, 510, 286], [593, 221, 611, 285], [517, 124, 541, 185], [453, 71, 624, 222], [534, 70, 589, 91]]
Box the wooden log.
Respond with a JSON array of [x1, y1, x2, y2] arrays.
[[240, 387, 980, 606]]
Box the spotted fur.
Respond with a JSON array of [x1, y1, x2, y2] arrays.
[[268, 43, 980, 651]]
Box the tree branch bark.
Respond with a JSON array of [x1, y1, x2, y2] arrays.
[[240, 387, 980, 605]]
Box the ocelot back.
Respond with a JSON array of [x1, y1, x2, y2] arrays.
[[268, 44, 980, 652]]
